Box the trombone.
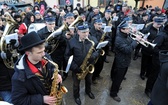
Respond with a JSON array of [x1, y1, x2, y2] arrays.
[[129, 32, 156, 48]]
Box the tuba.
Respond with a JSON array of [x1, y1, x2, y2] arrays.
[[0, 12, 19, 69], [45, 23, 68, 54], [43, 56, 68, 105], [45, 16, 83, 54], [76, 38, 95, 80]]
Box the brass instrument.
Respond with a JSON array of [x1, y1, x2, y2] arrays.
[[0, 12, 19, 69], [43, 56, 68, 105], [93, 31, 106, 64], [69, 16, 83, 28], [129, 32, 156, 48], [76, 38, 95, 80], [45, 23, 68, 54], [45, 16, 83, 54]]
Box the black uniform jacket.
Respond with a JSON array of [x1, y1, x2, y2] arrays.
[[65, 34, 98, 73], [114, 31, 138, 68], [151, 50, 168, 105]]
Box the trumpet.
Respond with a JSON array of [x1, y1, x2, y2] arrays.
[[129, 32, 156, 48]]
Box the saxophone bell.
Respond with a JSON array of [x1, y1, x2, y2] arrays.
[[88, 64, 94, 73]]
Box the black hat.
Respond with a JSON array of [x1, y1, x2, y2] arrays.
[[18, 31, 45, 51], [155, 7, 161, 11], [77, 3, 81, 6], [142, 13, 148, 17], [14, 13, 21, 19]]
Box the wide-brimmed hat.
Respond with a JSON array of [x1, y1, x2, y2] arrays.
[[18, 31, 45, 51]]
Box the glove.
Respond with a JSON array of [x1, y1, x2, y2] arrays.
[[1, 51, 12, 59], [10, 39, 19, 48]]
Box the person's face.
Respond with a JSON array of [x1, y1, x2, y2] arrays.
[[105, 12, 111, 18], [46, 22, 55, 31], [22, 15, 26, 20], [66, 16, 75, 24], [30, 16, 35, 22], [94, 22, 102, 30], [78, 30, 89, 41], [121, 28, 130, 34], [153, 22, 162, 28], [143, 16, 148, 21], [28, 45, 45, 62], [93, 9, 99, 14], [35, 14, 41, 19]]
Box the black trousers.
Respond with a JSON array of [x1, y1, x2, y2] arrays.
[[145, 57, 160, 92], [140, 53, 152, 77], [92, 56, 105, 81], [72, 72, 92, 98], [110, 67, 128, 97]]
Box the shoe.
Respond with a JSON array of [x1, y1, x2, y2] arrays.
[[92, 79, 98, 84], [104, 59, 109, 63], [145, 90, 151, 98], [123, 77, 126, 80], [112, 96, 121, 102], [140, 75, 145, 80], [74, 97, 81, 105], [97, 75, 103, 80], [86, 92, 95, 99]]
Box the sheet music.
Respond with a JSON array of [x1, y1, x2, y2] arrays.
[[65, 55, 73, 73], [103, 26, 112, 32], [4, 33, 18, 44], [96, 41, 109, 49], [131, 24, 145, 30]]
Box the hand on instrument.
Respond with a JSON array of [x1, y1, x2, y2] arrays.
[[135, 35, 142, 42], [0, 51, 12, 59], [10, 39, 19, 48], [57, 74, 62, 84], [43, 95, 57, 105]]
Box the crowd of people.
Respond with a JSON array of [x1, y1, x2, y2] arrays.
[[0, 0, 168, 105]]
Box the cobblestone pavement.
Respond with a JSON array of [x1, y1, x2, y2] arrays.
[[62, 52, 150, 105]]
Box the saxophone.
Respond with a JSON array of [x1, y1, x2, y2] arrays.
[[43, 56, 68, 105], [76, 38, 95, 80]]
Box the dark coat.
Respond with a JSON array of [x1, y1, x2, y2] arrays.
[[65, 34, 98, 73], [114, 31, 138, 68], [151, 50, 168, 105], [11, 54, 54, 105], [0, 56, 14, 91], [74, 7, 84, 15], [141, 23, 160, 56]]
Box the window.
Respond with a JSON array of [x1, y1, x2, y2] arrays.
[[98, 0, 118, 7]]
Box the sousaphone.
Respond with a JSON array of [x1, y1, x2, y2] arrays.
[[0, 12, 19, 69]]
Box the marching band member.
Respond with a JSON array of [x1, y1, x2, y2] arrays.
[[65, 22, 99, 105], [90, 18, 108, 84], [11, 31, 62, 105], [110, 21, 141, 102], [140, 17, 163, 80]]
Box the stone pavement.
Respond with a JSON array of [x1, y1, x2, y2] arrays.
[[62, 52, 150, 105]]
